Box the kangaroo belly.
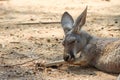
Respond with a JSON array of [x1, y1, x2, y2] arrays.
[[92, 39, 120, 73]]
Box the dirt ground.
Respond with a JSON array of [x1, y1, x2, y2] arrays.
[[0, 0, 120, 80]]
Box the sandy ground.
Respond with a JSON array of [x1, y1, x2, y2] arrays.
[[0, 0, 120, 80]]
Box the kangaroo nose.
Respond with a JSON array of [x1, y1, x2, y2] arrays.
[[63, 51, 75, 61], [63, 53, 75, 62], [63, 54, 70, 61]]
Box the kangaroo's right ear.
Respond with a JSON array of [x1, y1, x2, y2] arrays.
[[73, 7, 87, 33], [61, 12, 74, 34]]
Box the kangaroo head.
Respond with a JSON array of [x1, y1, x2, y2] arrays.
[[61, 7, 89, 62]]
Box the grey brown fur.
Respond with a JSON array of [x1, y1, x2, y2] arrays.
[[61, 6, 120, 76]]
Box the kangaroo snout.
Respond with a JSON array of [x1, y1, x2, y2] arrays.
[[63, 51, 75, 62], [63, 54, 70, 61]]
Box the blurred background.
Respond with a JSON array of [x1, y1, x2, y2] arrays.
[[0, 0, 120, 80], [0, 0, 120, 23]]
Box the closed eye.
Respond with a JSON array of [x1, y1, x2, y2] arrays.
[[68, 40, 76, 44], [62, 40, 75, 46]]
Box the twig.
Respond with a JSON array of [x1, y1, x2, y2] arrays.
[[0, 57, 42, 67], [44, 60, 66, 67], [0, 46, 66, 68], [0, 46, 41, 67], [16, 21, 60, 25], [13, 58, 42, 66], [9, 46, 40, 66], [108, 29, 120, 31]]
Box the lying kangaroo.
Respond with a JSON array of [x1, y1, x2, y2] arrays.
[[61, 7, 120, 77]]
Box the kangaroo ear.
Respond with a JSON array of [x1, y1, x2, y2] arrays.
[[61, 12, 74, 34], [73, 7, 87, 33]]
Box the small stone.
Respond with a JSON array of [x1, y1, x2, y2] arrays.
[[47, 39, 51, 42]]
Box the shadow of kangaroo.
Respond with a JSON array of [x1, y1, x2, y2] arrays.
[[61, 7, 120, 79]]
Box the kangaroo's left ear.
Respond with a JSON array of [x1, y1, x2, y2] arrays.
[[61, 12, 74, 34], [73, 6, 87, 33]]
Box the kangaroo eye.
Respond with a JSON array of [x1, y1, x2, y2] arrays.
[[69, 40, 76, 44]]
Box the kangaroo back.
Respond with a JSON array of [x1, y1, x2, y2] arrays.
[[92, 38, 120, 73]]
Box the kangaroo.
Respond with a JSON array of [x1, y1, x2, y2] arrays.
[[61, 6, 120, 77]]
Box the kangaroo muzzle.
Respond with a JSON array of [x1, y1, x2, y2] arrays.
[[63, 50, 75, 61]]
